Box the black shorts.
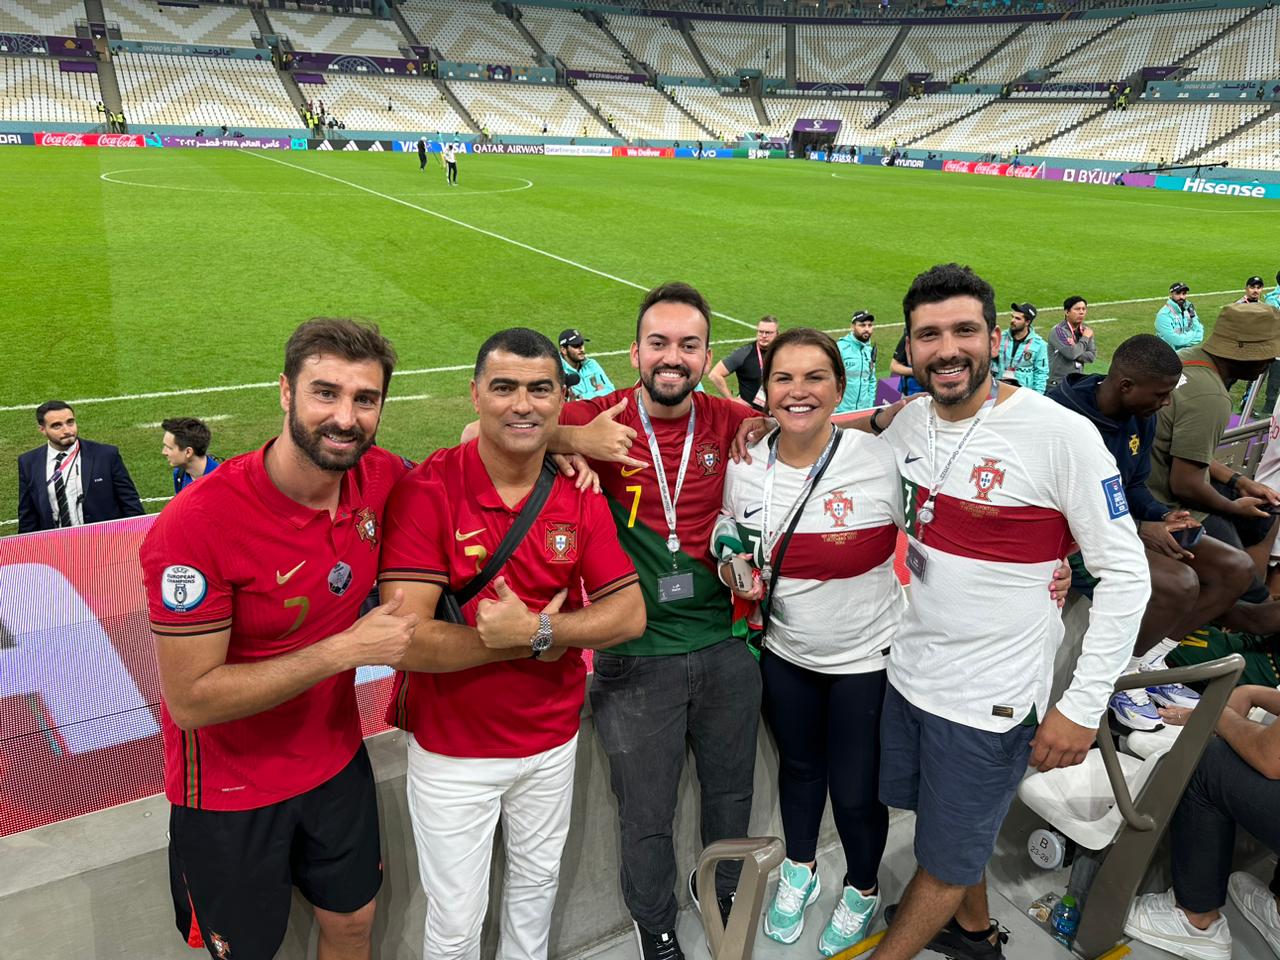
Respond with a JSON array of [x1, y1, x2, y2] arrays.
[[169, 744, 382, 960]]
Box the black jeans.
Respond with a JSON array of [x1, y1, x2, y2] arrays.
[[1172, 736, 1280, 913], [590, 639, 762, 933], [760, 652, 888, 891]]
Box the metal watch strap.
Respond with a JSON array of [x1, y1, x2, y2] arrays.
[[529, 612, 553, 659]]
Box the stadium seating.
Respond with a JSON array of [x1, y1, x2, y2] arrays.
[[668, 86, 761, 140], [1050, 9, 1245, 81], [101, 0, 257, 48], [576, 79, 705, 141], [686, 19, 784, 78], [762, 98, 881, 142], [911, 100, 1101, 154], [518, 7, 629, 73], [875, 94, 996, 146], [604, 14, 702, 76], [0, 54, 101, 123], [304, 73, 466, 134], [448, 79, 607, 137], [1180, 6, 1280, 81], [400, 0, 535, 65], [113, 52, 301, 128], [883, 23, 1020, 81], [1043, 101, 1269, 164], [794, 23, 896, 84], [1197, 111, 1280, 169], [970, 20, 1118, 83], [268, 11, 406, 57], [0, 0, 84, 37]]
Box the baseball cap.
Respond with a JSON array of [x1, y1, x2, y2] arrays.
[[1170, 282, 1190, 294], [1204, 302, 1280, 362], [1247, 276, 1265, 287], [558, 329, 587, 348], [1010, 302, 1038, 322], [850, 310, 875, 324]]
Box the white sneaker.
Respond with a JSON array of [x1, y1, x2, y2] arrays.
[[1124, 890, 1232, 960], [1229, 872, 1280, 958]]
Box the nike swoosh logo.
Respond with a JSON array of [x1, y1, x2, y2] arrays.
[[904, 455, 923, 465], [744, 506, 762, 518], [275, 561, 306, 585], [620, 464, 648, 477], [455, 527, 487, 541]]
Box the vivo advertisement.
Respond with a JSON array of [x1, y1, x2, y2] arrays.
[[0, 518, 393, 836]]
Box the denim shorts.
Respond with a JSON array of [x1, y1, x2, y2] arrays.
[[879, 682, 1036, 887]]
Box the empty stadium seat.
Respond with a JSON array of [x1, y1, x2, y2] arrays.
[[101, 0, 256, 48], [519, 8, 628, 73], [911, 100, 1099, 153], [883, 23, 1019, 82], [0, 53, 101, 123], [1043, 101, 1268, 164], [1051, 9, 1245, 82], [875, 93, 995, 146], [1019, 748, 1165, 851], [795, 23, 896, 84], [668, 86, 760, 140], [762, 97, 881, 142], [400, 0, 535, 65], [269, 10, 406, 57], [0, 0, 83, 38], [686, 19, 784, 78], [971, 20, 1118, 83], [604, 14, 701, 76], [113, 52, 301, 128], [577, 79, 704, 141], [1181, 6, 1280, 82], [1198, 111, 1280, 171], [448, 79, 606, 137], [303, 73, 465, 135]]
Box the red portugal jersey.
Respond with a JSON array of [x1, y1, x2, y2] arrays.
[[559, 387, 752, 656], [379, 440, 637, 759], [139, 442, 408, 810]]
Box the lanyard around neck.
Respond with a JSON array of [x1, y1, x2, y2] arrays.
[[634, 389, 697, 558]]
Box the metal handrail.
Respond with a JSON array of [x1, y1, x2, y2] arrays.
[[1094, 655, 1245, 833], [695, 837, 785, 960]]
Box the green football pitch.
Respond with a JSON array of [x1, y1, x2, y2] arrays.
[[2, 147, 1275, 527]]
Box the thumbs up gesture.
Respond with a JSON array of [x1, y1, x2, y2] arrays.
[[579, 396, 645, 467], [476, 577, 568, 649]]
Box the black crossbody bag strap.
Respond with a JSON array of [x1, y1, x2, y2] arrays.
[[437, 456, 558, 623], [758, 430, 842, 638]]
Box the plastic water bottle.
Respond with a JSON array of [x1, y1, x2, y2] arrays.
[[1050, 894, 1080, 947]]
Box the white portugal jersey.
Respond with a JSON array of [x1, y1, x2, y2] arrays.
[[881, 387, 1150, 732]]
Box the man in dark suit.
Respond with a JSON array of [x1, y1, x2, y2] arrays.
[[17, 400, 144, 534]]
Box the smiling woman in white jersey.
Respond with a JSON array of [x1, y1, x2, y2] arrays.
[[714, 328, 906, 955]]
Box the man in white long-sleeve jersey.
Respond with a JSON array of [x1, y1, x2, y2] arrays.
[[864, 263, 1151, 960]]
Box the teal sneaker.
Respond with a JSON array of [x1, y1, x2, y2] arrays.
[[764, 859, 822, 944], [818, 885, 879, 956]]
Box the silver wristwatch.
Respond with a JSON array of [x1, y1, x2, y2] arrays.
[[529, 613, 553, 659]]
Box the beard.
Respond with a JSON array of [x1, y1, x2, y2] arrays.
[[642, 364, 698, 407], [920, 352, 993, 407], [288, 402, 374, 472]]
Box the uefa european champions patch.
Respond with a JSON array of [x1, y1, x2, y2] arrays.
[[1101, 476, 1129, 519], [161, 565, 207, 612]]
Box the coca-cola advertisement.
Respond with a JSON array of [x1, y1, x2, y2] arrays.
[[35, 132, 146, 148]]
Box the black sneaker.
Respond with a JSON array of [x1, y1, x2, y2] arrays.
[[688, 869, 735, 926], [883, 904, 1009, 959], [633, 922, 685, 960]]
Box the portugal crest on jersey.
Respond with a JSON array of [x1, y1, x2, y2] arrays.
[[696, 441, 722, 476], [1129, 434, 1140, 456], [545, 522, 577, 562], [970, 457, 1006, 502], [823, 489, 853, 528], [355, 506, 379, 548]]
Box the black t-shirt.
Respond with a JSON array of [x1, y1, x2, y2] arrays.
[[723, 342, 765, 407]]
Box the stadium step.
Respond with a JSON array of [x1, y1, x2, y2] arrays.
[[1043, 14, 1133, 72], [678, 20, 718, 84], [433, 78, 480, 134], [508, 10, 553, 69], [966, 22, 1029, 78], [868, 24, 911, 88], [658, 86, 718, 140], [1025, 101, 1110, 154], [1171, 5, 1267, 72], [389, 3, 423, 50], [566, 82, 622, 139]]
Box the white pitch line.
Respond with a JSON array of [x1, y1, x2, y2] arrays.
[[242, 150, 754, 334], [0, 293, 1241, 415], [387, 393, 432, 402], [134, 414, 233, 429]]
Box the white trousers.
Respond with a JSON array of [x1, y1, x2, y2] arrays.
[[406, 734, 578, 960]]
